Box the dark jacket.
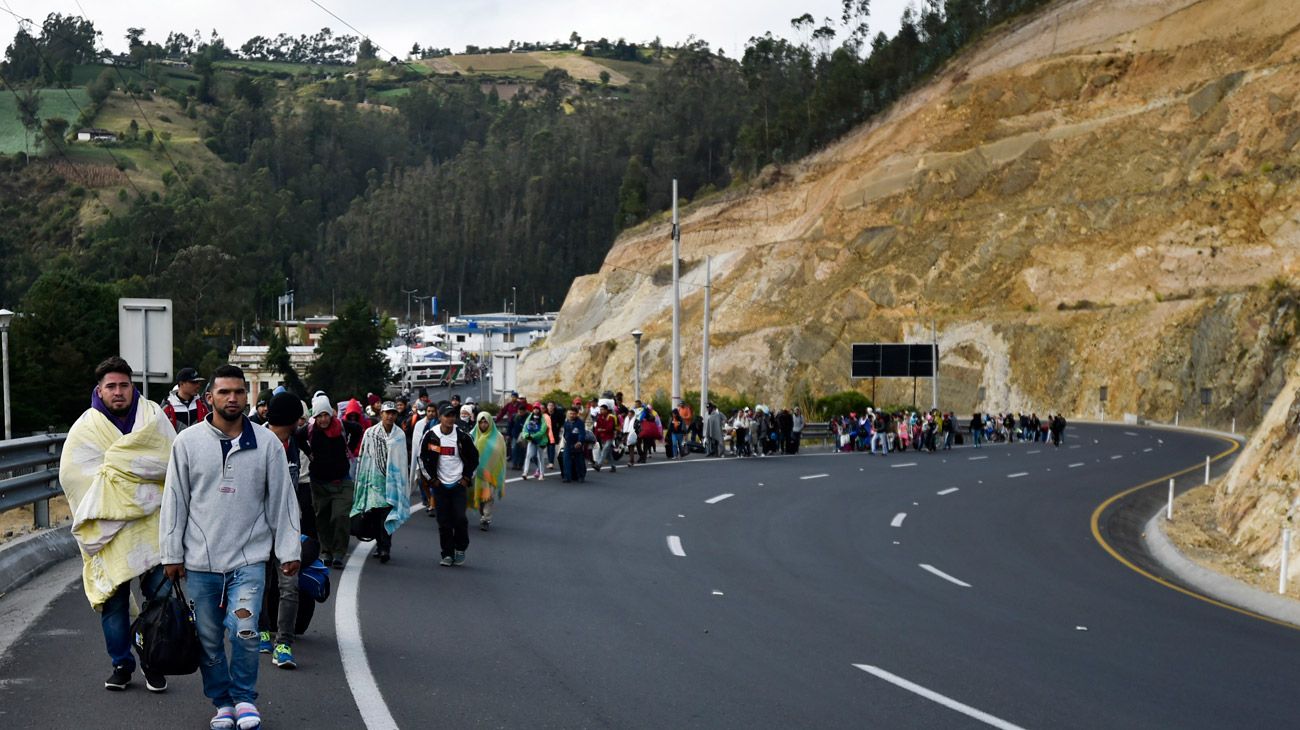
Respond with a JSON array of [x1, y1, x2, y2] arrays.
[[562, 418, 587, 447], [418, 424, 480, 482], [296, 417, 363, 483]]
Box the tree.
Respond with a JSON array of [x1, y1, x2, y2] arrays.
[[41, 116, 69, 151], [264, 328, 307, 399], [614, 156, 648, 229], [357, 38, 377, 62], [7, 265, 121, 433], [307, 298, 391, 400], [14, 87, 41, 155]]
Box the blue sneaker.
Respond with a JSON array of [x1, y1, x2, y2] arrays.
[[272, 643, 296, 669], [258, 631, 272, 654]]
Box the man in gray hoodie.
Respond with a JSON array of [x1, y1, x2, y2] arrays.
[[161, 364, 301, 730]]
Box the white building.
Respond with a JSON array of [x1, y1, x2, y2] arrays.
[[228, 345, 318, 397]]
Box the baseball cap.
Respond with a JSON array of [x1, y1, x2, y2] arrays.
[[381, 401, 398, 413], [177, 367, 204, 383], [439, 403, 458, 417]]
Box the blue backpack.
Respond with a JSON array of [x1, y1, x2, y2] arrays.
[[298, 558, 331, 603]]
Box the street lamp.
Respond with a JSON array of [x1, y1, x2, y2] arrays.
[[511, 286, 517, 316], [631, 329, 643, 402], [402, 288, 419, 331], [0, 308, 13, 440]]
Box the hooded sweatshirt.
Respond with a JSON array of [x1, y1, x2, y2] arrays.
[[160, 414, 301, 572]]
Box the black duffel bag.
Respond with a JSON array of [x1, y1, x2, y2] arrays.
[[349, 506, 391, 542], [132, 581, 201, 676]]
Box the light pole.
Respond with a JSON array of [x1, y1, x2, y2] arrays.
[[511, 286, 517, 316], [631, 329, 643, 402], [0, 308, 13, 440], [402, 288, 419, 331]]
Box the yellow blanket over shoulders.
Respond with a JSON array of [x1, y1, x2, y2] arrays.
[[58, 399, 176, 610]]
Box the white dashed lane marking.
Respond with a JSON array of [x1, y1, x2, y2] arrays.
[[968, 455, 988, 461], [1007, 472, 1029, 479], [892, 462, 918, 468], [853, 665, 1027, 730], [919, 564, 972, 588], [667, 536, 686, 557], [937, 487, 959, 496], [705, 493, 734, 504], [1068, 463, 1085, 468], [891, 513, 907, 528], [801, 473, 829, 480]]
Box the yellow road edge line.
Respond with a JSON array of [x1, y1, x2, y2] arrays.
[[1089, 434, 1300, 632]]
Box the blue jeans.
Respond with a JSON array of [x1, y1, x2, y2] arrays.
[[972, 428, 983, 447], [671, 433, 684, 457], [101, 565, 167, 670], [187, 564, 266, 708]]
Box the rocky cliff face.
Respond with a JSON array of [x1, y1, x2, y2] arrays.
[[520, 0, 1300, 431]]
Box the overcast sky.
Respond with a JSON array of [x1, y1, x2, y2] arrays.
[[2, 0, 911, 60]]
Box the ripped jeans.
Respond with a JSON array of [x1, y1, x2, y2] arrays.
[[187, 564, 266, 708]]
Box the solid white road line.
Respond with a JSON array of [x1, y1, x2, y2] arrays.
[[667, 535, 687, 557], [892, 462, 918, 468], [891, 512, 907, 527], [705, 493, 734, 504], [337, 541, 400, 730], [919, 564, 972, 587], [968, 455, 987, 461], [801, 473, 830, 480], [1111, 455, 1123, 460], [1007, 472, 1029, 478], [852, 665, 1027, 730], [1068, 463, 1085, 468], [937, 487, 959, 496]]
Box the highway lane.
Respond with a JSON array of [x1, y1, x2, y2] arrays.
[[2, 424, 1295, 728]]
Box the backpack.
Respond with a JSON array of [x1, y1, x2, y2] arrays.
[[297, 558, 332, 603], [132, 581, 201, 676]]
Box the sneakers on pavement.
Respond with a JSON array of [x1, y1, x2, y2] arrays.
[[144, 668, 167, 693], [272, 643, 296, 669], [258, 631, 272, 654], [235, 702, 261, 730], [439, 555, 454, 567], [479, 520, 489, 531], [453, 550, 466, 566], [104, 664, 131, 691], [210, 706, 236, 730]]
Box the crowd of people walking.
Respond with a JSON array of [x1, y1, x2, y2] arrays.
[[56, 354, 1065, 729]]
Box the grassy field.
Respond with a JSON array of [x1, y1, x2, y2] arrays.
[[587, 56, 664, 84], [215, 59, 351, 76], [0, 88, 91, 155], [72, 64, 200, 93], [372, 87, 411, 100], [441, 53, 551, 80]]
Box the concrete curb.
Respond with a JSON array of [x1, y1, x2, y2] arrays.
[[0, 526, 77, 598], [1144, 512, 1300, 627]]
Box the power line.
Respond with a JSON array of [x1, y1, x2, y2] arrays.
[[70, 0, 195, 198], [0, 6, 150, 202], [305, 0, 431, 78], [5, 3, 196, 199], [0, 68, 120, 222]]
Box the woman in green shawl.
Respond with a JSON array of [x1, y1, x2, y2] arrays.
[[471, 411, 507, 531]]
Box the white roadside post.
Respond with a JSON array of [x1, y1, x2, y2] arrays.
[[1231, 417, 1236, 434], [1205, 456, 1211, 485], [670, 179, 681, 410], [1167, 479, 1175, 521], [1280, 525, 1292, 595]]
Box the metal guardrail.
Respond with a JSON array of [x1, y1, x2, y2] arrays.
[[0, 433, 66, 529]]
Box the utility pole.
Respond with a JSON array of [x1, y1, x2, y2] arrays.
[[701, 256, 711, 418], [931, 319, 939, 411], [402, 288, 419, 330], [671, 179, 681, 409]]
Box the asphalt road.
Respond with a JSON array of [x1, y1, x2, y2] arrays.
[[2, 424, 1295, 729]]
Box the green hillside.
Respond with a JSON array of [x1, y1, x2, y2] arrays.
[[0, 88, 89, 154]]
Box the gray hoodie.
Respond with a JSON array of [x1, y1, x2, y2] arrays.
[[160, 415, 301, 572]]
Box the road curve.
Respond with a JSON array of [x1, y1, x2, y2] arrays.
[[2, 424, 1295, 729]]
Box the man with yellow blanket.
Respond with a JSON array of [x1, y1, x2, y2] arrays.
[[58, 356, 177, 693]]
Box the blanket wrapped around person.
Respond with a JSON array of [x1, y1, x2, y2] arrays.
[[59, 394, 176, 610], [350, 423, 410, 535], [470, 411, 506, 513]]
